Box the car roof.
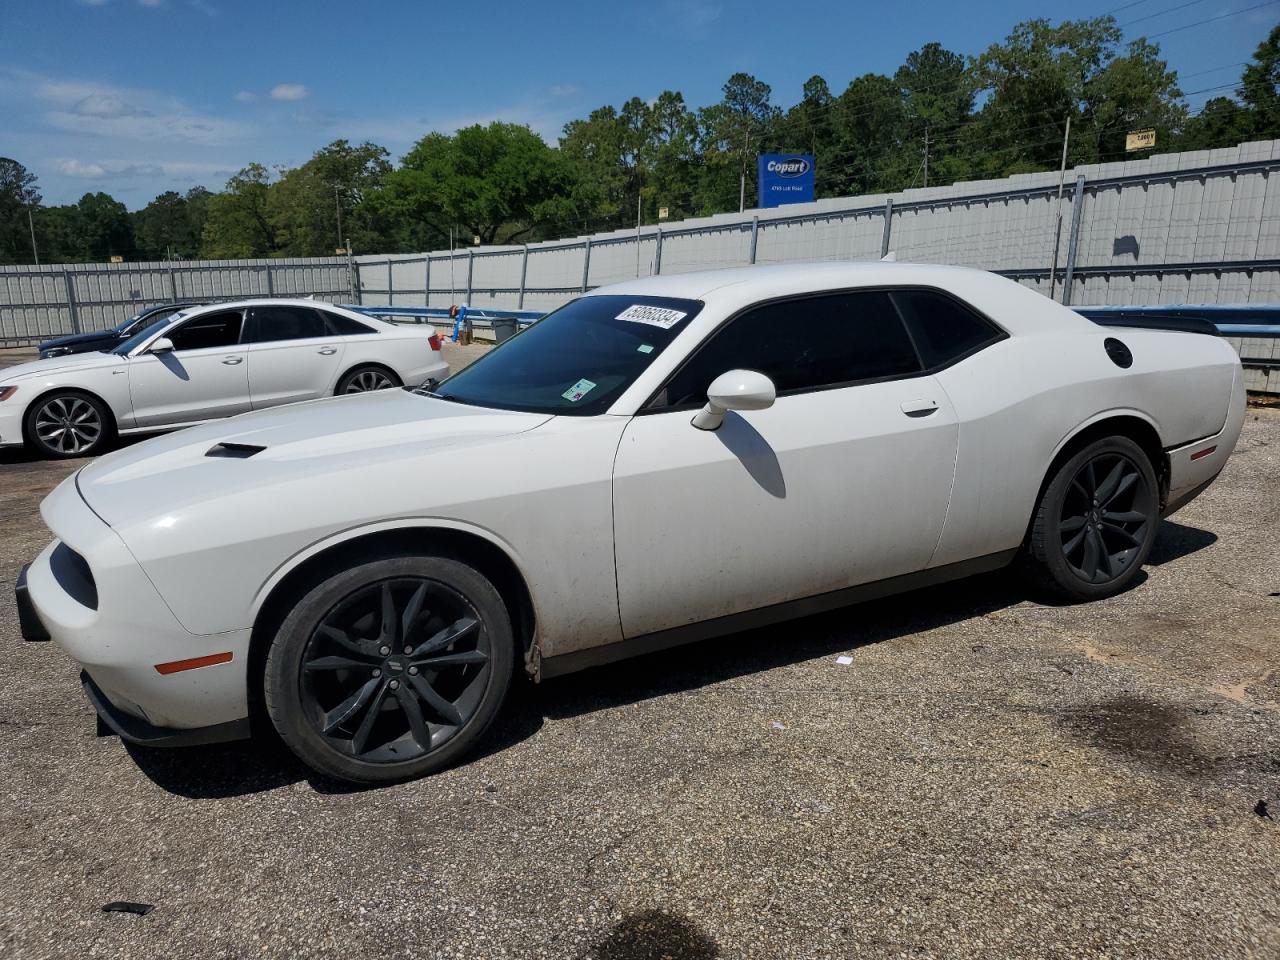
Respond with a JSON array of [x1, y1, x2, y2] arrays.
[[175, 299, 394, 329], [586, 261, 1089, 338], [585, 261, 996, 302]]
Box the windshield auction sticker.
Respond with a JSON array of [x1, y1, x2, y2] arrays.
[[616, 304, 687, 329], [562, 378, 597, 402]]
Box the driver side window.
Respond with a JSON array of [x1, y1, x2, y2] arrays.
[[653, 290, 921, 409], [167, 310, 244, 351]]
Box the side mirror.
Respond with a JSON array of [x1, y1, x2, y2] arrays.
[[149, 337, 175, 355], [692, 369, 776, 431]]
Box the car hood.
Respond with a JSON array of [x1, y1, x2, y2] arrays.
[[2, 351, 124, 381], [39, 329, 116, 350], [76, 389, 552, 529]]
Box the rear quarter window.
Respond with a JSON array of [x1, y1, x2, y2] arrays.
[[891, 289, 1004, 369]]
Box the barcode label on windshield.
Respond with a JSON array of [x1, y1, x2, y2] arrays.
[[616, 304, 687, 329]]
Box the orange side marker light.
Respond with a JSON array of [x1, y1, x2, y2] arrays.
[[154, 652, 233, 675]]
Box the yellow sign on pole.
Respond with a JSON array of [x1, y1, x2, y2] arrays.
[[1126, 129, 1156, 152], [109, 255, 124, 263]]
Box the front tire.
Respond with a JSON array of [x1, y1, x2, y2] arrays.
[[24, 390, 114, 459], [264, 555, 514, 784], [1024, 436, 1159, 602]]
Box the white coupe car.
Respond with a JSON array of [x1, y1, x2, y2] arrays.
[[0, 299, 447, 459], [17, 263, 1244, 784]]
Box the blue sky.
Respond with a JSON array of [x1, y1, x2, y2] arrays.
[[3, 0, 1277, 209]]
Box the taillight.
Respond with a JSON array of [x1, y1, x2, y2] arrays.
[[428, 334, 442, 351]]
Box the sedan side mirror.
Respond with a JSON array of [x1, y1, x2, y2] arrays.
[[149, 337, 175, 355], [692, 369, 776, 431]]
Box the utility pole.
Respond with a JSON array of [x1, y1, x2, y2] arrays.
[[923, 128, 930, 189], [1047, 115, 1073, 302], [28, 207, 39, 266], [334, 183, 343, 252], [739, 129, 751, 213], [635, 187, 643, 277]]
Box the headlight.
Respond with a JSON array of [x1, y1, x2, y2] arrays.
[[0, 386, 16, 401]]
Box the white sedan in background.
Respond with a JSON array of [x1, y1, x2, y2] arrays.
[[19, 263, 1244, 785], [0, 299, 447, 459]]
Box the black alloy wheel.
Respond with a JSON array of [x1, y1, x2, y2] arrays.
[[1058, 452, 1151, 584], [1024, 435, 1159, 601], [265, 555, 514, 784]]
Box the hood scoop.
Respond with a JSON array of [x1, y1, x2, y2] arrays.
[[206, 441, 266, 459]]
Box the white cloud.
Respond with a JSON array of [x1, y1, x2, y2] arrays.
[[270, 83, 308, 101], [56, 159, 107, 177], [549, 84, 579, 97], [77, 0, 110, 6], [27, 73, 250, 146], [233, 90, 256, 103], [138, 0, 164, 6], [55, 157, 234, 180]]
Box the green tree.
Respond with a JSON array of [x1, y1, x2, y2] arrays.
[[201, 163, 276, 258], [696, 73, 780, 212], [967, 17, 1182, 177], [895, 43, 974, 186], [75, 192, 135, 261], [1241, 24, 1280, 138], [0, 158, 41, 264], [827, 73, 910, 195], [270, 140, 392, 256], [133, 190, 204, 260], [379, 123, 578, 247]]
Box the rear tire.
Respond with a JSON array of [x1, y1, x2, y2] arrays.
[[336, 365, 401, 394], [1023, 436, 1159, 602], [23, 390, 115, 459], [264, 555, 514, 784]]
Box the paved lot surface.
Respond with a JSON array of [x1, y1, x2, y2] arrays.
[[0, 343, 1277, 958]]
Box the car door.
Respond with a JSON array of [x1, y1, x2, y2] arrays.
[[127, 309, 250, 427], [611, 289, 960, 639], [243, 305, 346, 409]]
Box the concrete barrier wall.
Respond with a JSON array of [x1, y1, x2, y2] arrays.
[[355, 139, 1280, 313]]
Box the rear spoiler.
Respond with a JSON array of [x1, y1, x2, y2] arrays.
[[1072, 308, 1219, 337]]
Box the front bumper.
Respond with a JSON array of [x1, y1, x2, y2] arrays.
[[81, 671, 250, 747], [23, 474, 253, 737], [15, 564, 50, 641]]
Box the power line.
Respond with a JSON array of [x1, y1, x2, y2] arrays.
[[1143, 0, 1279, 38], [1118, 0, 1208, 28]]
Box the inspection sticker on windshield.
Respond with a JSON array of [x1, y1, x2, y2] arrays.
[[616, 304, 686, 329], [562, 378, 597, 402]]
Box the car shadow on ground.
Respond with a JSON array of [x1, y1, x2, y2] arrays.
[[123, 520, 1218, 799], [0, 434, 150, 466]]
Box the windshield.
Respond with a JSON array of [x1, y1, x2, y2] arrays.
[[115, 312, 145, 333], [430, 295, 703, 415], [111, 314, 179, 355]]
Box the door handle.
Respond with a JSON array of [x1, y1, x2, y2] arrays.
[[317, 347, 337, 355], [900, 398, 939, 418], [222, 356, 244, 365]]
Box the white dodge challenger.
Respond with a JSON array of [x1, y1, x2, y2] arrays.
[[0, 299, 447, 459], [17, 263, 1245, 784]]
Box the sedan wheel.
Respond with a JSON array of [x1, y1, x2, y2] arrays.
[[25, 392, 112, 459], [1024, 435, 1159, 601], [265, 555, 514, 784], [338, 367, 400, 394]]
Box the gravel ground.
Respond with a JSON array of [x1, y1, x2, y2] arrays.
[[0, 343, 1277, 959]]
